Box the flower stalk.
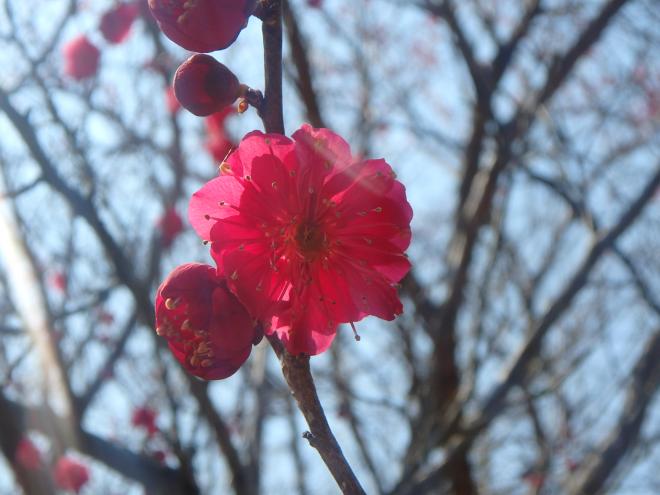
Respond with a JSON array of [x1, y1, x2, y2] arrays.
[[258, 2, 365, 493]]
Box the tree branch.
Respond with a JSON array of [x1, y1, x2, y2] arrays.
[[566, 330, 660, 494], [269, 337, 366, 495]]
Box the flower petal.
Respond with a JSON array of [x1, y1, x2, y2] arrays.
[[189, 175, 244, 240]]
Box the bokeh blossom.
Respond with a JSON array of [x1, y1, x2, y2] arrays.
[[14, 438, 41, 471], [205, 107, 237, 163], [62, 36, 100, 80], [53, 456, 89, 494], [100, 3, 139, 44], [157, 207, 183, 248]]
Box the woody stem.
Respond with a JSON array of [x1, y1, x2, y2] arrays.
[[260, 0, 285, 134], [260, 2, 364, 492], [268, 336, 366, 495]]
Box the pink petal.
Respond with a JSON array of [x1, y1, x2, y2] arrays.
[[232, 131, 296, 177], [293, 125, 353, 198], [336, 257, 403, 321], [189, 175, 244, 240]]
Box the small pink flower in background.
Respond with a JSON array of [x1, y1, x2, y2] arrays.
[[100, 3, 139, 44], [155, 263, 258, 379], [173, 54, 242, 116], [15, 437, 42, 470], [152, 450, 166, 463], [205, 107, 237, 163], [98, 310, 115, 325], [189, 125, 412, 355], [53, 456, 90, 494], [50, 271, 68, 293], [165, 86, 181, 114], [307, 0, 323, 8], [131, 406, 158, 437], [62, 36, 100, 80], [157, 207, 183, 247], [147, 0, 256, 53], [522, 469, 545, 489]]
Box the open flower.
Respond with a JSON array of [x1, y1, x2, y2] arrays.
[[53, 456, 89, 494], [173, 54, 242, 116], [62, 36, 100, 80], [100, 3, 139, 44], [147, 0, 256, 53], [189, 125, 412, 355], [155, 263, 258, 379]]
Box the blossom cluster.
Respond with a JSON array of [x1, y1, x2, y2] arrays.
[[14, 437, 90, 494], [156, 124, 412, 377], [142, 1, 414, 379]]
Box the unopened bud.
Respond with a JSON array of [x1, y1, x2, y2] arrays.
[[173, 54, 241, 117]]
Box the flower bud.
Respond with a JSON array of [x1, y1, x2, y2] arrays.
[[155, 263, 257, 380], [53, 457, 89, 494], [14, 437, 42, 471], [132, 406, 158, 436], [100, 3, 139, 44], [157, 207, 183, 247], [62, 36, 100, 80], [173, 54, 242, 116], [147, 0, 256, 53], [205, 107, 237, 162]]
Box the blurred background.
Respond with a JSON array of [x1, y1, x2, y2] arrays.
[[0, 0, 659, 493]]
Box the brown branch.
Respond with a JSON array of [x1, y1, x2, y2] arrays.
[[283, 0, 325, 128], [401, 164, 660, 494], [398, 1, 633, 490], [187, 379, 255, 495], [285, 395, 310, 495], [566, 330, 660, 494], [261, 0, 285, 134], [0, 391, 198, 495], [330, 342, 384, 493], [523, 0, 631, 122], [269, 337, 366, 495], [492, 0, 543, 84], [0, 86, 253, 495], [422, 0, 490, 107], [259, 3, 364, 492]]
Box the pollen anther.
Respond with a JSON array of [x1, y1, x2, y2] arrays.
[[165, 298, 180, 310]]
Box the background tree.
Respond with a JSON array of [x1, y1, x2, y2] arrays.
[[0, 0, 658, 494]]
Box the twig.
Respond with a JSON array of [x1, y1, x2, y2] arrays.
[[258, 2, 365, 492], [269, 337, 366, 495]]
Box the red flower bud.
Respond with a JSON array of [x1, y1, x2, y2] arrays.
[[53, 456, 89, 494], [173, 54, 241, 117], [62, 36, 100, 80], [100, 3, 139, 44], [147, 0, 256, 53], [205, 107, 237, 162], [155, 263, 257, 380], [157, 207, 183, 247]]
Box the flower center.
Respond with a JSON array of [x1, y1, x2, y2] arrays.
[[295, 222, 326, 258]]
